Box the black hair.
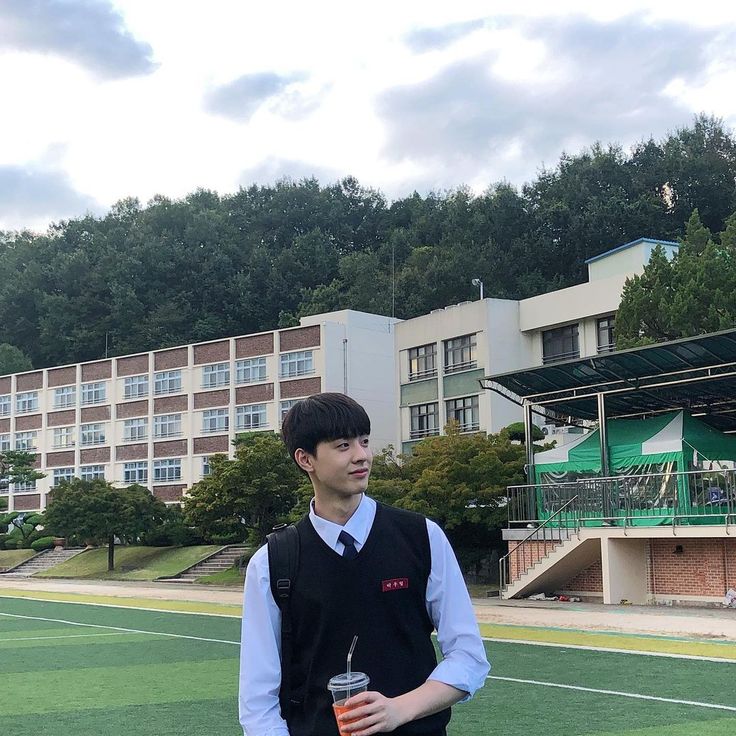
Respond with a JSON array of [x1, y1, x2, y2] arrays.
[[281, 392, 371, 462]]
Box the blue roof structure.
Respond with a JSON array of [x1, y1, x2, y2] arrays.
[[584, 237, 679, 265]]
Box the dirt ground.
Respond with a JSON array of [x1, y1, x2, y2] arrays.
[[3, 577, 735, 641]]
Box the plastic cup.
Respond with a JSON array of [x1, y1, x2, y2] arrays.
[[327, 672, 370, 736]]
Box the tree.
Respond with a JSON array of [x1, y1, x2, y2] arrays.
[[368, 424, 527, 577], [183, 432, 301, 545], [502, 422, 545, 443], [616, 208, 736, 347], [44, 479, 166, 570], [0, 449, 45, 490], [0, 343, 32, 375]]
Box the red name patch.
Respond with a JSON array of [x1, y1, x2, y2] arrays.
[[381, 578, 409, 592]]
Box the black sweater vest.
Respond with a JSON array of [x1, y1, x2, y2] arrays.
[[284, 502, 451, 736]]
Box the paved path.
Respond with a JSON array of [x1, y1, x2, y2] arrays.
[[2, 577, 735, 640]]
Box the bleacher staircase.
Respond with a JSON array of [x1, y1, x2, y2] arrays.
[[163, 545, 249, 582], [0, 548, 85, 577]]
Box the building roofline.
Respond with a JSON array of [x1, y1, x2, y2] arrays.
[[584, 237, 680, 265]]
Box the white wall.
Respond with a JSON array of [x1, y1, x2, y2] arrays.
[[302, 310, 399, 453]]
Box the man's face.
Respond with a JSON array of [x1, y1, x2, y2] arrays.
[[301, 435, 372, 499]]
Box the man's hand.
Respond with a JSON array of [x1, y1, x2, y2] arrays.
[[338, 691, 407, 735], [338, 680, 465, 735]]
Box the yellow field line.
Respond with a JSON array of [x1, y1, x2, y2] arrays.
[[0, 589, 242, 617], [479, 623, 736, 660]]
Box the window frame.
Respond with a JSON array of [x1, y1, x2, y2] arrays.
[[597, 315, 616, 354], [542, 323, 580, 364], [80, 422, 106, 446], [279, 350, 314, 379], [52, 426, 75, 449], [80, 464, 105, 481], [153, 458, 182, 483], [124, 461, 148, 484], [16, 391, 39, 413], [14, 431, 37, 450], [123, 417, 148, 442], [236, 403, 268, 430], [53, 385, 76, 409], [0, 394, 10, 416], [443, 335, 477, 374], [124, 374, 149, 399], [445, 395, 480, 433], [235, 356, 267, 384], [80, 381, 107, 406], [154, 370, 182, 395], [202, 362, 230, 389], [153, 413, 182, 439], [202, 408, 229, 434], [409, 402, 440, 439], [408, 344, 438, 381], [53, 467, 75, 487]]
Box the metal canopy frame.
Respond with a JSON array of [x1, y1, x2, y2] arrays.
[[481, 328, 736, 480]]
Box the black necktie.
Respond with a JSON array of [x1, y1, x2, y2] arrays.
[[338, 530, 358, 560]]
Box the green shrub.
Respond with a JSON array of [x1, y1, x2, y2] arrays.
[[0, 533, 8, 549], [30, 536, 55, 552], [3, 538, 18, 549], [235, 547, 256, 571]]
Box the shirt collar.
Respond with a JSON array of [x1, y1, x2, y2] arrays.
[[309, 494, 376, 550]]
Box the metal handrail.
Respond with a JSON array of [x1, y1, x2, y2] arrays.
[[499, 495, 579, 594]]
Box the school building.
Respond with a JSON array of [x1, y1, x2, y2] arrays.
[[1, 237, 677, 515]]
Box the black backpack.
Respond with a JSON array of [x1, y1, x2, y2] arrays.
[[266, 523, 300, 720]]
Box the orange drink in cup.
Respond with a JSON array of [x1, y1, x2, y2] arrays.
[[327, 672, 369, 736]]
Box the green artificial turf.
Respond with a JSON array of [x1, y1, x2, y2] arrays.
[[0, 548, 36, 568], [34, 545, 221, 580], [2, 595, 736, 736]]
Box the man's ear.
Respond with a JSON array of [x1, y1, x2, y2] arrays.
[[294, 448, 314, 474]]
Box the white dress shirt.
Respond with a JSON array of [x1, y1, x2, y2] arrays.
[[238, 495, 490, 735]]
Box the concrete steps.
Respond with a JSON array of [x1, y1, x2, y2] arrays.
[[162, 545, 249, 582], [502, 535, 600, 599], [0, 548, 86, 577]]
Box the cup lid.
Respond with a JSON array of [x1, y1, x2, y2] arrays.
[[327, 672, 370, 691]]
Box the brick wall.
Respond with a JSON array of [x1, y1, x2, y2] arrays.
[[236, 333, 273, 358], [153, 440, 187, 458], [155, 347, 187, 370], [80, 447, 111, 464], [280, 325, 320, 351], [47, 410, 76, 427], [0, 418, 9, 433], [194, 390, 229, 409], [17, 372, 42, 391], [235, 384, 274, 404], [0, 376, 11, 393], [117, 354, 149, 376], [116, 443, 148, 461], [81, 405, 111, 422], [81, 361, 111, 381], [15, 414, 42, 431], [650, 539, 736, 597], [194, 340, 230, 364], [46, 450, 75, 467], [153, 484, 186, 501], [47, 366, 77, 387], [193, 435, 229, 454], [117, 400, 148, 419], [281, 377, 320, 399], [565, 560, 603, 592], [154, 395, 188, 413], [14, 494, 41, 510]]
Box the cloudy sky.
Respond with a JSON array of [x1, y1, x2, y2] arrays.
[[1, 0, 735, 231]]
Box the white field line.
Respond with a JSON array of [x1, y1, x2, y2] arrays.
[[0, 632, 129, 643], [489, 675, 736, 713], [482, 636, 736, 664], [0, 594, 240, 618], [0, 612, 239, 646]]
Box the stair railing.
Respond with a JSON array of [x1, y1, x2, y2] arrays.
[[499, 495, 579, 595]]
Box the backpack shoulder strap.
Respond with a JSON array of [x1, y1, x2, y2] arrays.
[[266, 523, 300, 722]]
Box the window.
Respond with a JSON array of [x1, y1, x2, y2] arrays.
[[236, 357, 267, 384], [81, 381, 106, 405], [280, 350, 314, 378], [15, 431, 37, 450], [16, 391, 38, 413], [52, 427, 74, 448], [80, 423, 106, 446], [445, 396, 480, 432], [202, 362, 230, 388], [443, 335, 477, 374], [408, 344, 437, 381], [597, 316, 616, 354], [0, 395, 9, 416], [123, 417, 148, 442], [0, 434, 10, 451], [202, 456, 211, 477], [13, 480, 37, 492], [54, 386, 76, 408], [80, 465, 105, 481], [154, 414, 181, 438], [280, 399, 301, 422], [236, 403, 267, 430], [53, 467, 75, 486], [124, 375, 149, 399], [542, 324, 579, 364], [153, 458, 181, 482], [124, 461, 148, 484], [202, 409, 228, 433], [154, 370, 182, 395], [409, 403, 440, 439]]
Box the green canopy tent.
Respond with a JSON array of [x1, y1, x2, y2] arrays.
[[534, 411, 736, 525]]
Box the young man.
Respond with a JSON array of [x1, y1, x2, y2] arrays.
[[239, 393, 489, 736]]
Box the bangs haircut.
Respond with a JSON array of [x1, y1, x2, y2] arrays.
[[281, 392, 370, 461]]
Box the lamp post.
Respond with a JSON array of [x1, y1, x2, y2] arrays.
[[471, 278, 484, 300]]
